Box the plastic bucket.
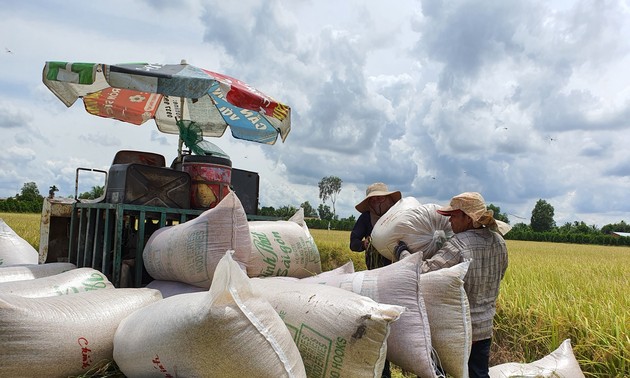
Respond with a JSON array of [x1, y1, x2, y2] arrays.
[[178, 155, 232, 209]]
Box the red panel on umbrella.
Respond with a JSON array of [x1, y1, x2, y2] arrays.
[[83, 88, 162, 125]]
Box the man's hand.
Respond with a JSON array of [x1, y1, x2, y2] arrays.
[[362, 236, 371, 250]]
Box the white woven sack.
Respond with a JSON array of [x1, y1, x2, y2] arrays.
[[265, 260, 356, 284], [113, 251, 307, 378], [145, 279, 206, 298], [417, 257, 472, 378], [0, 287, 162, 377], [299, 258, 439, 378], [247, 208, 321, 278], [0, 218, 39, 266], [142, 191, 251, 288], [252, 277, 404, 378], [489, 339, 585, 378], [0, 262, 76, 283], [0, 267, 113, 297], [371, 200, 453, 261]]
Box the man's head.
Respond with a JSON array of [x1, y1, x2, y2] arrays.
[[355, 182, 401, 216], [437, 192, 496, 233]]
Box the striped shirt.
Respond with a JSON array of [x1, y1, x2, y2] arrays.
[[420, 227, 508, 341]]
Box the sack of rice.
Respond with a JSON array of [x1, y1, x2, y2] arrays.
[[113, 251, 307, 378], [371, 200, 453, 261], [0, 218, 39, 266], [489, 339, 585, 378], [418, 257, 472, 378], [0, 267, 113, 297], [0, 262, 76, 283], [246, 208, 321, 278], [252, 277, 404, 378], [142, 191, 251, 288], [0, 287, 162, 377], [299, 257, 439, 378], [145, 279, 207, 298]]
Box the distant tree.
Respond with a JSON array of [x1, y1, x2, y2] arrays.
[[602, 220, 630, 234], [276, 205, 299, 218], [259, 206, 276, 217], [530, 199, 555, 232], [17, 182, 41, 202], [300, 201, 318, 218], [79, 185, 105, 200], [318, 176, 342, 218], [487, 204, 509, 224], [48, 185, 59, 198], [510, 222, 531, 232], [317, 204, 334, 221]]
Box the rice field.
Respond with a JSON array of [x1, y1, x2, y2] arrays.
[[2, 214, 628, 377]]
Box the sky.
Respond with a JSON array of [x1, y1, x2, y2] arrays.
[[1, 0, 629, 228]]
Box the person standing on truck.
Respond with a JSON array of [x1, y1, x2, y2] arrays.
[[394, 192, 509, 378], [350, 182, 401, 378]]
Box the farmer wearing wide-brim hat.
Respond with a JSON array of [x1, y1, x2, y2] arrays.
[[350, 182, 402, 269], [350, 182, 402, 378], [395, 192, 510, 378]]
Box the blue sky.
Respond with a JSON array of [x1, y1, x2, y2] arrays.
[[1, 0, 630, 227]]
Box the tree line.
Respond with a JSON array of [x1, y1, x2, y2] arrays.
[[0, 182, 104, 213], [2, 181, 629, 246]]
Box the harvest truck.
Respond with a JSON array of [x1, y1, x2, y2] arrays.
[[39, 149, 260, 288]]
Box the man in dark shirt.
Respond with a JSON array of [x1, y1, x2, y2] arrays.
[[349, 182, 402, 378]]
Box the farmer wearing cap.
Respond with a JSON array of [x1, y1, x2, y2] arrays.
[[350, 182, 401, 378], [395, 192, 509, 378]]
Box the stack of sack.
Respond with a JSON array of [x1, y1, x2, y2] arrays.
[[0, 259, 162, 377], [142, 192, 322, 289]]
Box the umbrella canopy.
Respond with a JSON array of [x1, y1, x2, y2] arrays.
[[42, 61, 291, 145]]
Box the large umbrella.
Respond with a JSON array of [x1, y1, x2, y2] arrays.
[[42, 60, 291, 155]]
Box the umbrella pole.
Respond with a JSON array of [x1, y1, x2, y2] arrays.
[[177, 95, 185, 162]]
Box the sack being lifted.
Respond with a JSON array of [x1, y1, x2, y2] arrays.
[[371, 198, 453, 261]]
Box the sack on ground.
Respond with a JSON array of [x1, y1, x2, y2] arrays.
[[0, 287, 162, 377], [142, 192, 251, 288], [113, 251, 307, 378], [252, 277, 404, 378], [417, 257, 472, 378], [246, 208, 321, 278], [0, 267, 113, 297], [299, 257, 438, 378], [371, 200, 453, 261], [489, 339, 585, 378], [0, 262, 77, 283], [0, 218, 39, 266]]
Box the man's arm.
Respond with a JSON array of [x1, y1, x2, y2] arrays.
[[349, 212, 370, 252]]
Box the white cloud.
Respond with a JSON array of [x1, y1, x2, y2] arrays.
[[0, 0, 629, 227]]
